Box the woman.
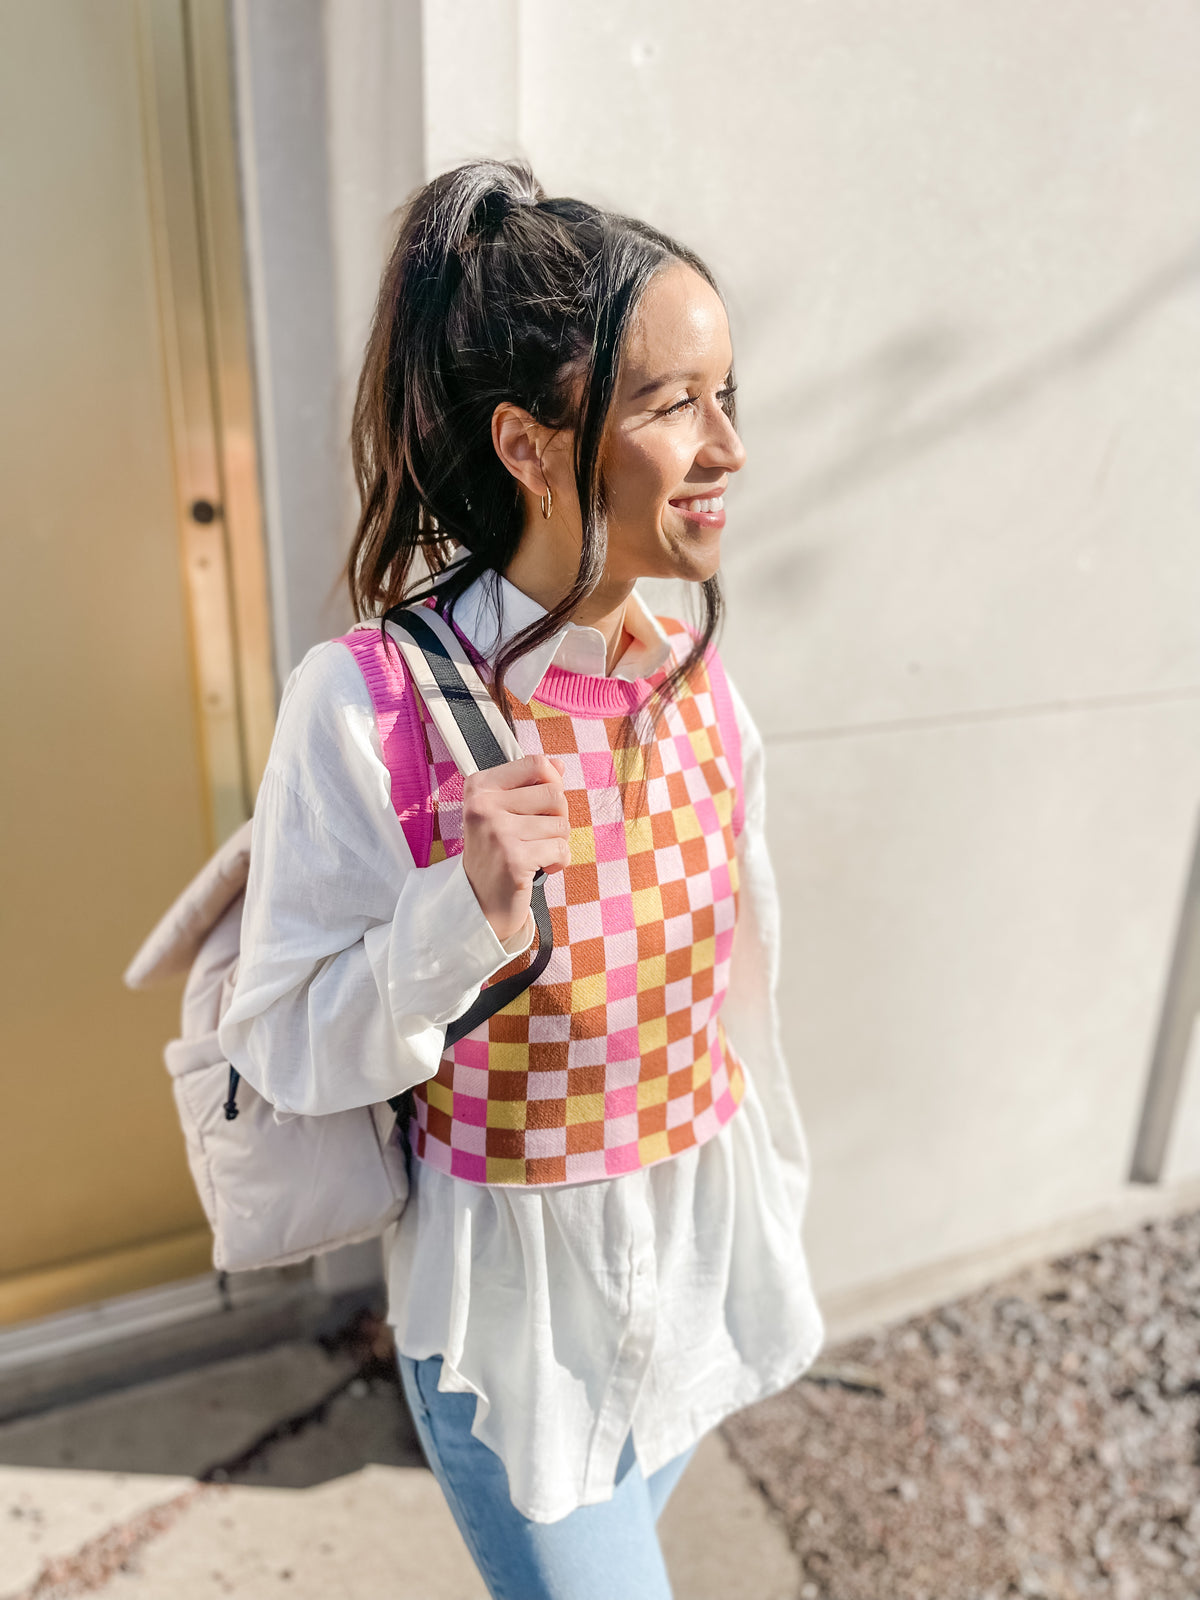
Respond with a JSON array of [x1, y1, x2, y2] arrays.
[[221, 159, 823, 1600]]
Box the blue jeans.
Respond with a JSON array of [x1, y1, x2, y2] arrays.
[[398, 1353, 696, 1600]]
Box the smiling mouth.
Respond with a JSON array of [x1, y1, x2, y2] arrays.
[[669, 493, 726, 527], [670, 495, 724, 514]]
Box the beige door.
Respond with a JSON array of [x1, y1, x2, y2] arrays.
[[0, 0, 273, 1323]]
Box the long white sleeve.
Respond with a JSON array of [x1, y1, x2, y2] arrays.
[[218, 641, 532, 1117], [720, 674, 812, 1227]]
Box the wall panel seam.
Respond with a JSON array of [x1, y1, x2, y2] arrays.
[[765, 685, 1200, 746]]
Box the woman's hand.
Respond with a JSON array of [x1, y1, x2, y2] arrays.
[[461, 755, 570, 944]]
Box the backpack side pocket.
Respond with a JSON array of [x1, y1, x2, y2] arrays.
[[167, 1035, 408, 1272]]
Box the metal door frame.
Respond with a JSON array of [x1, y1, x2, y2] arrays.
[[137, 0, 275, 843]]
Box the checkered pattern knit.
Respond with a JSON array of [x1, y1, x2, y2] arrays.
[[403, 618, 746, 1187]]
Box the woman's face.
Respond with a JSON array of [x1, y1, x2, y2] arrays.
[[597, 263, 746, 585], [524, 262, 745, 589]]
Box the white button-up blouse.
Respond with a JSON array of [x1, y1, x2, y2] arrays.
[[219, 575, 824, 1523]]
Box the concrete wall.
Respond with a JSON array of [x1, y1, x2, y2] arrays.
[[230, 0, 423, 680], [236, 2, 1200, 1310]]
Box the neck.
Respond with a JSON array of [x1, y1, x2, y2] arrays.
[[504, 530, 636, 675], [570, 580, 638, 673]]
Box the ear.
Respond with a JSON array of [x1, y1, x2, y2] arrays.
[[491, 403, 553, 499]]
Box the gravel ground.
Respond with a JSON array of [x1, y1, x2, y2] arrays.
[[722, 1210, 1200, 1600]]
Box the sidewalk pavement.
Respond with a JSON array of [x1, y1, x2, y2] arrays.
[[0, 1339, 801, 1600]]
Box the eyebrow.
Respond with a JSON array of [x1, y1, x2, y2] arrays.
[[628, 369, 725, 401], [630, 369, 704, 400]]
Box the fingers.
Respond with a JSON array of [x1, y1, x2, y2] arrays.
[[459, 753, 572, 939], [510, 835, 572, 876], [479, 754, 564, 792], [514, 814, 571, 843], [461, 787, 569, 850], [463, 759, 568, 831], [497, 782, 569, 818]]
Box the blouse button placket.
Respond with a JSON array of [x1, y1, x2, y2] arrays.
[[583, 1183, 658, 1499]]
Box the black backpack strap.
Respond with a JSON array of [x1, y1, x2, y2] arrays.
[[442, 868, 553, 1045], [384, 605, 554, 1050]]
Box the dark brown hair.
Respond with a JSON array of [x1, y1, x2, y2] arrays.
[[347, 159, 732, 726]]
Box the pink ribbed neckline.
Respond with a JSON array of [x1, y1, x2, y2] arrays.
[[529, 663, 663, 715], [428, 599, 665, 716]]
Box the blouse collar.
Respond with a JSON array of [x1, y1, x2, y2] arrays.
[[443, 571, 672, 705]]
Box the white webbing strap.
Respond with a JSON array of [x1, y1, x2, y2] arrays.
[[384, 609, 523, 773]]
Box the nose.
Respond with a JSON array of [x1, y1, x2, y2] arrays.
[[699, 400, 746, 475]]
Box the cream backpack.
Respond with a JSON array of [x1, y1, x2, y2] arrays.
[[125, 606, 552, 1273]]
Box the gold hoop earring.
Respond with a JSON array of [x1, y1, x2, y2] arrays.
[[540, 483, 553, 521]]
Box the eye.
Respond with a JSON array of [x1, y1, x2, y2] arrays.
[[660, 383, 738, 419]]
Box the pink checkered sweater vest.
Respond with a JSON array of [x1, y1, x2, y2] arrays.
[[340, 614, 746, 1187]]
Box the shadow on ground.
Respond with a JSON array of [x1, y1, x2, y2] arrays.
[[0, 1312, 802, 1600], [0, 1314, 424, 1488]]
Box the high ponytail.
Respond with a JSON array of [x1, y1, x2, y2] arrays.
[[347, 159, 729, 726]]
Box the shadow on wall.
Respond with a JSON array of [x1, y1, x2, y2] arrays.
[[729, 235, 1200, 589]]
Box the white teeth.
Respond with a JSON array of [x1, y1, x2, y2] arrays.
[[676, 496, 724, 514]]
